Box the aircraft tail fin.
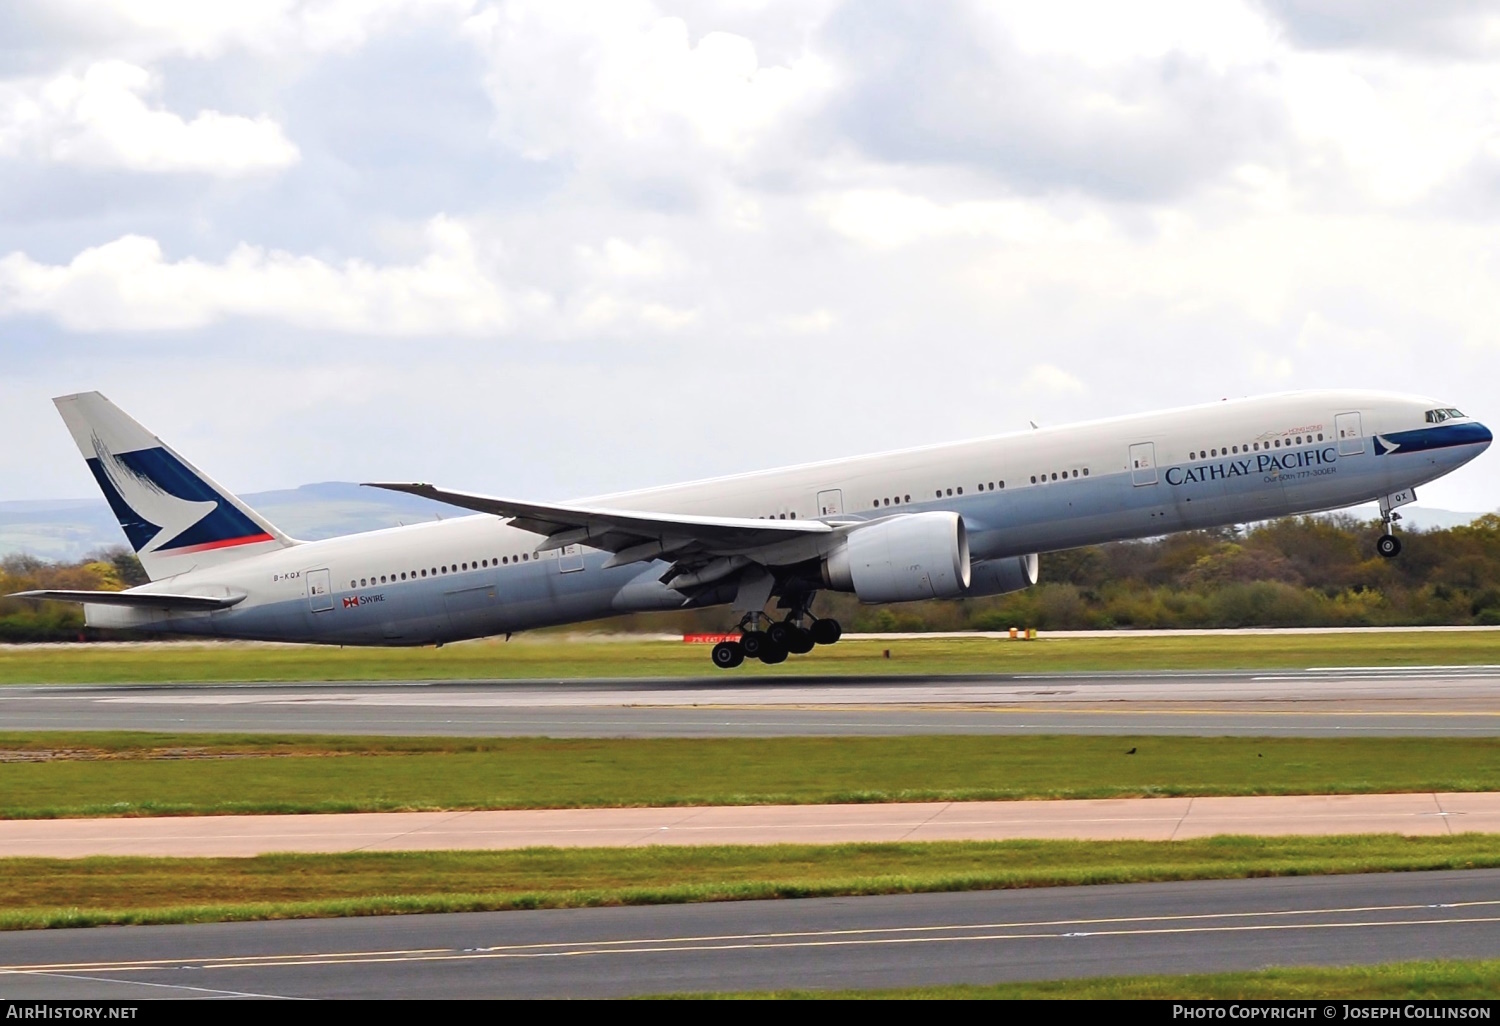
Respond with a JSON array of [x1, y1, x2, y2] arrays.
[[53, 392, 297, 581]]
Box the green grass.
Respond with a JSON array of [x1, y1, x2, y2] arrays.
[[678, 959, 1500, 999], [4, 835, 1500, 931], [3, 733, 1499, 818], [3, 631, 1499, 684]]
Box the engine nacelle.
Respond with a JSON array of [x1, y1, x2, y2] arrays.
[[963, 553, 1039, 597], [822, 511, 971, 603]]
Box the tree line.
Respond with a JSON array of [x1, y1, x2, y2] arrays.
[[3, 513, 1499, 640]]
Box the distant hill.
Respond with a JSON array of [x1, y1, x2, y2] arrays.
[[0, 482, 460, 561]]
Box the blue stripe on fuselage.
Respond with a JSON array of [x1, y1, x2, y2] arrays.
[[1375, 422, 1493, 455]]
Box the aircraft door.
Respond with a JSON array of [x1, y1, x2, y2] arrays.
[[817, 489, 844, 517], [1336, 412, 1364, 456], [307, 568, 333, 612], [558, 544, 584, 573], [1128, 442, 1158, 486]]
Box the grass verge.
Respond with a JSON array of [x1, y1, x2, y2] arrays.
[[674, 959, 1500, 999], [4, 835, 1500, 931], [2, 631, 1499, 684], [4, 733, 1500, 818]]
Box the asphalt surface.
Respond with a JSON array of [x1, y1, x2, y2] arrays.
[[3, 665, 1499, 736], [4, 870, 1500, 998]]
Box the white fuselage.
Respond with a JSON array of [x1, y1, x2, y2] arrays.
[[86, 390, 1491, 644]]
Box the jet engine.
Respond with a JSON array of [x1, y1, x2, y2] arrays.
[[963, 553, 1039, 597], [821, 511, 971, 602]]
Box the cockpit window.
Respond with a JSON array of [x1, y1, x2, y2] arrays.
[[1426, 408, 1467, 423], [1447, 408, 1466, 419]]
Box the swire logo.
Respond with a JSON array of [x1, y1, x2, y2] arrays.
[[343, 594, 384, 609]]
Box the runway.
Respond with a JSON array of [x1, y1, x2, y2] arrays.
[[5, 870, 1500, 998], [5, 792, 1498, 858], [4, 665, 1500, 736]]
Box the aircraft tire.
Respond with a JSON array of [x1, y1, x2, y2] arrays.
[[758, 642, 789, 665], [766, 621, 793, 648], [711, 641, 744, 669], [740, 630, 769, 659], [1377, 533, 1402, 558], [810, 618, 842, 646], [786, 626, 815, 654]]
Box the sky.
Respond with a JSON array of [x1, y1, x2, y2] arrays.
[[3, 0, 1499, 512]]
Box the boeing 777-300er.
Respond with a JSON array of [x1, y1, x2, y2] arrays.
[[10, 390, 1492, 668]]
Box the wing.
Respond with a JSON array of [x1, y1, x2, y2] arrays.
[[8, 590, 245, 610], [364, 482, 849, 589]]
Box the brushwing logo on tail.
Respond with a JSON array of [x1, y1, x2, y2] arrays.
[[86, 435, 273, 555]]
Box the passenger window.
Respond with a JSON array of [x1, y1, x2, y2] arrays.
[[349, 580, 356, 588], [523, 554, 529, 561], [1051, 473, 1057, 481], [946, 488, 952, 496], [1317, 433, 1324, 441], [1081, 469, 1088, 477], [360, 578, 367, 587], [904, 494, 910, 502], [957, 487, 963, 495], [999, 481, 1005, 488], [1072, 470, 1078, 478], [1030, 476, 1037, 484]]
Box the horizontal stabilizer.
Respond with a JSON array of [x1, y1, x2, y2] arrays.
[[9, 590, 245, 610]]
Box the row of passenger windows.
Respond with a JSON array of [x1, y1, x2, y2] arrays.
[[1190, 434, 1324, 460], [1030, 469, 1088, 484], [350, 553, 533, 590]]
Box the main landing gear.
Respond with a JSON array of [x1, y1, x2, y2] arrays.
[[710, 607, 842, 669]]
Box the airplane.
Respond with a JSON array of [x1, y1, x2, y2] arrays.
[[10, 389, 1492, 668]]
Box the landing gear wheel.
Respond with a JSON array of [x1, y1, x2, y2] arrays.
[[765, 621, 794, 649], [1377, 533, 1402, 558], [740, 630, 769, 660], [786, 626, 815, 655], [711, 640, 744, 669], [809, 618, 842, 646], [758, 642, 788, 665]]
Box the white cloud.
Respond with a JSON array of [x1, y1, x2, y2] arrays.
[[1019, 364, 1089, 396], [463, 1, 831, 166], [576, 237, 680, 278], [780, 309, 836, 333], [816, 189, 1111, 250], [0, 216, 531, 334], [35, 0, 476, 60], [0, 61, 298, 174]]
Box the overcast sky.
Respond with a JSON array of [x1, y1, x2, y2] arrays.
[[3, 0, 1498, 513]]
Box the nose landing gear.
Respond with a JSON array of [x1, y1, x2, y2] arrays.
[[1377, 507, 1403, 559]]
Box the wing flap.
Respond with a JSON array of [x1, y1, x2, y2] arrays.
[[8, 590, 245, 610]]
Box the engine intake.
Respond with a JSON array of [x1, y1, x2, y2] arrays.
[[822, 511, 971, 602]]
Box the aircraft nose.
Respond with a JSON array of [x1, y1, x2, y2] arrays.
[[1477, 422, 1494, 449]]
